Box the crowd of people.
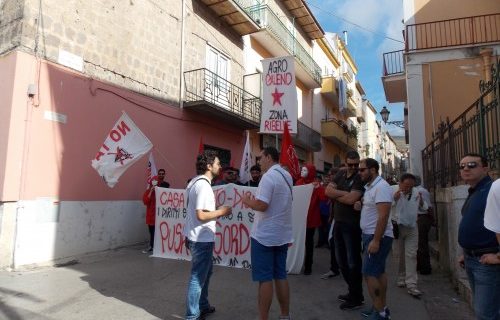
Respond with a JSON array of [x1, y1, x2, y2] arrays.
[[141, 149, 499, 320]]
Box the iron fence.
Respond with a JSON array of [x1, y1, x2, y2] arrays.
[[184, 68, 261, 125], [383, 50, 405, 76], [422, 60, 500, 188], [406, 13, 500, 52]]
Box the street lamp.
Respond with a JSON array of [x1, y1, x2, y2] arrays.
[[380, 106, 405, 128]]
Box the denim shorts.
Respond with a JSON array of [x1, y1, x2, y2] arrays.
[[251, 238, 288, 282], [361, 233, 393, 277]]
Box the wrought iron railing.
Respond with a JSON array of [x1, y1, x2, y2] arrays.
[[406, 13, 500, 52], [383, 50, 405, 76], [297, 121, 322, 152], [184, 68, 261, 125], [422, 60, 500, 188], [242, 5, 322, 84]]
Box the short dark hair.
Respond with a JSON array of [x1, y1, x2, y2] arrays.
[[462, 153, 488, 167], [158, 168, 165, 174], [346, 150, 360, 160], [399, 172, 416, 183], [263, 147, 279, 162], [362, 158, 379, 172], [196, 150, 218, 175], [250, 165, 261, 172]]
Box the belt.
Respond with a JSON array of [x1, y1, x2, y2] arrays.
[[463, 247, 499, 257]]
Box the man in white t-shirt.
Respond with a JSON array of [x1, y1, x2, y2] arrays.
[[183, 150, 231, 320], [243, 147, 293, 320], [482, 179, 500, 265], [357, 158, 394, 320]]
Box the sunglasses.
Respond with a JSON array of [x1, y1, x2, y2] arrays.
[[347, 163, 359, 168], [459, 162, 479, 170]]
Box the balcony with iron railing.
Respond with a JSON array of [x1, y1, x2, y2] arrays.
[[199, 0, 260, 36], [184, 68, 261, 129], [242, 4, 322, 88], [381, 49, 407, 103], [296, 121, 322, 152], [405, 13, 500, 52], [320, 118, 358, 151]]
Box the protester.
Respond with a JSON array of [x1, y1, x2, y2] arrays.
[[141, 169, 169, 254], [320, 168, 340, 280], [183, 150, 232, 320], [213, 166, 242, 185], [391, 173, 427, 297], [296, 164, 325, 275], [483, 178, 500, 265], [242, 147, 293, 320], [249, 165, 262, 187], [457, 153, 499, 319], [325, 151, 365, 310], [358, 158, 394, 320], [317, 175, 331, 248], [415, 176, 433, 275]]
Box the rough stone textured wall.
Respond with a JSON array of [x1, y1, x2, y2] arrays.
[[2, 0, 244, 104], [0, 0, 25, 55]]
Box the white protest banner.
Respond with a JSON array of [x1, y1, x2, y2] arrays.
[[239, 131, 252, 185], [260, 56, 298, 134], [153, 183, 313, 274], [91, 112, 153, 188]]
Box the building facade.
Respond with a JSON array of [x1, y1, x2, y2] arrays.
[[382, 0, 500, 177]]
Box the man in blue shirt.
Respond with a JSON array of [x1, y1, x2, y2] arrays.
[[457, 153, 499, 320]]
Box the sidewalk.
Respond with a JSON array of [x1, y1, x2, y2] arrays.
[[0, 244, 474, 320]]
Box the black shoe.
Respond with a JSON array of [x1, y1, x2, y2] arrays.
[[304, 269, 312, 275], [338, 293, 350, 302], [419, 269, 432, 275], [200, 306, 215, 318], [339, 299, 364, 310]]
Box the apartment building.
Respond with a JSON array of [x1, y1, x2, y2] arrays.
[[382, 0, 500, 177]]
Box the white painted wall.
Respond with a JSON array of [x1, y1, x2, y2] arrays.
[[406, 63, 426, 177], [1, 200, 147, 269]]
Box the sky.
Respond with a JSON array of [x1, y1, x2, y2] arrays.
[[307, 0, 406, 136]]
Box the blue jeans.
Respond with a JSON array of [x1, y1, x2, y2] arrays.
[[185, 240, 214, 320], [464, 254, 500, 320]]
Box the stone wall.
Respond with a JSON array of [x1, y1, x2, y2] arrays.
[[1, 0, 245, 104]]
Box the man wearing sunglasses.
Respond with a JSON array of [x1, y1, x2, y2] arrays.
[[457, 153, 499, 320], [325, 150, 365, 310]]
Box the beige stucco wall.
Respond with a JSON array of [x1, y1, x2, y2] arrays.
[[412, 0, 500, 23], [421, 57, 487, 144]]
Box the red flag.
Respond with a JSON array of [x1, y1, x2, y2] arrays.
[[198, 136, 204, 155], [279, 122, 300, 180]]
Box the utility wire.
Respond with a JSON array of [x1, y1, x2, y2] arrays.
[[304, 0, 404, 44]]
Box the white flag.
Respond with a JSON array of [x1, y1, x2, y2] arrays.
[[239, 131, 252, 184], [91, 112, 153, 188], [146, 152, 158, 188]]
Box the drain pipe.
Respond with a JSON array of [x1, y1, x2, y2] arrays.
[[179, 0, 186, 109]]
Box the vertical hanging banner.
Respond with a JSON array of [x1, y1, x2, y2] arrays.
[[260, 56, 298, 134], [91, 112, 153, 188], [239, 131, 252, 185]]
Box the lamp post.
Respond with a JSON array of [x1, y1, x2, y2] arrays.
[[380, 106, 405, 128]]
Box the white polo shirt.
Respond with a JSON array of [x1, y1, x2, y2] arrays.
[[251, 164, 293, 246], [360, 176, 394, 237], [183, 175, 216, 242], [416, 185, 432, 215], [484, 179, 500, 233]]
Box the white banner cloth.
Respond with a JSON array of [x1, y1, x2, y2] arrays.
[[152, 184, 313, 274]]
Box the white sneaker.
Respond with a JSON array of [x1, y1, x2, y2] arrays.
[[396, 279, 406, 287], [141, 247, 153, 254], [408, 287, 423, 297], [320, 270, 339, 279]]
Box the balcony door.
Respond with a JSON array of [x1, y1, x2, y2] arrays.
[[206, 45, 230, 109]]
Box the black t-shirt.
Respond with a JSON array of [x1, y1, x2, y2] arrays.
[[159, 181, 170, 188], [332, 171, 364, 225]]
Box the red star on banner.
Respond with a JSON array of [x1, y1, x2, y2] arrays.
[[271, 87, 284, 106]]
